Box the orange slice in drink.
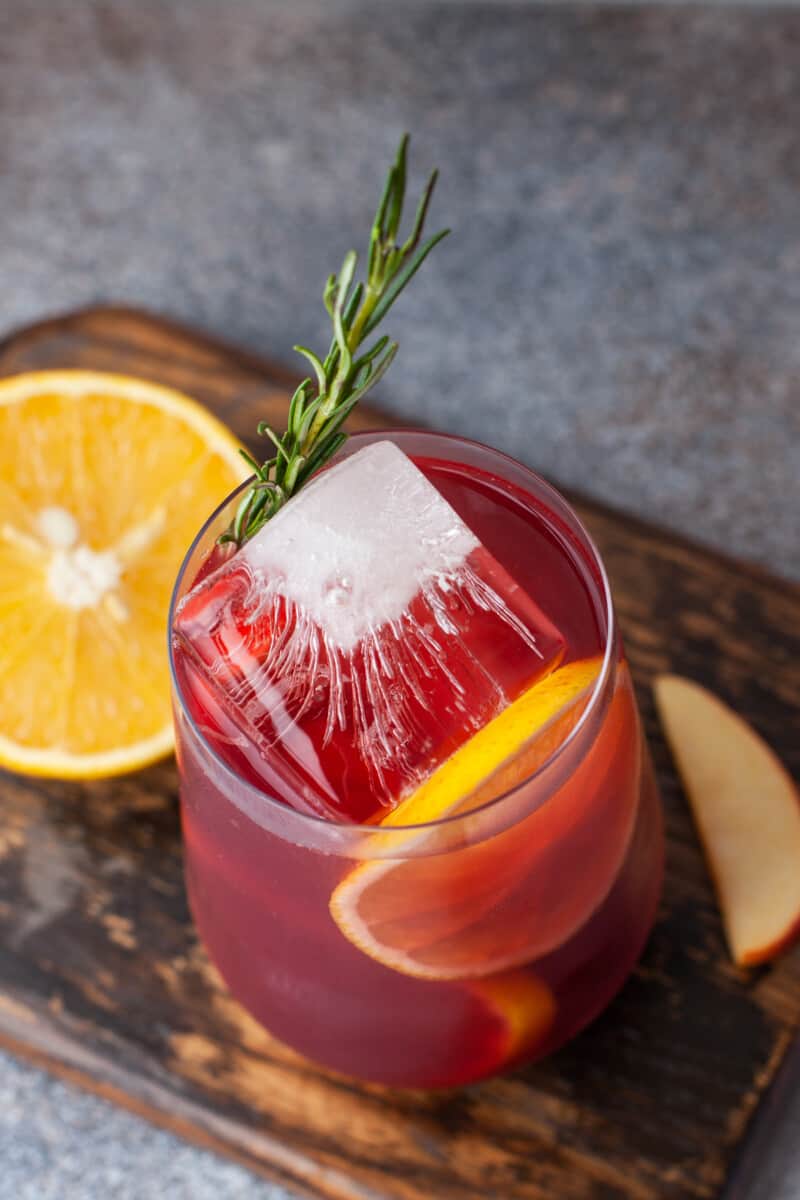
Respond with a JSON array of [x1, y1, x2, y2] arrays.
[[0, 370, 248, 778], [471, 971, 557, 1065], [330, 657, 602, 980]]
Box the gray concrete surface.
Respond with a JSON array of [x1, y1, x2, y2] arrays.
[[2, 0, 800, 581], [0, 1, 799, 1198], [0, 1052, 284, 1200]]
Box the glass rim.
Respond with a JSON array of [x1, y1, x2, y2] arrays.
[[168, 429, 617, 839]]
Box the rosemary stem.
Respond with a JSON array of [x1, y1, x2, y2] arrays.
[[222, 134, 448, 547]]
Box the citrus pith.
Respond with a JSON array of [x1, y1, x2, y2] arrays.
[[0, 370, 249, 778]]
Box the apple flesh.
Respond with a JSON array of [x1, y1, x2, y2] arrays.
[[654, 674, 800, 967]]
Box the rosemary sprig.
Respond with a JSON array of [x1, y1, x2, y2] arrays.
[[221, 134, 449, 546]]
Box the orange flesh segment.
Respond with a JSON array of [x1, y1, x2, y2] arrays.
[[471, 971, 557, 1062], [378, 657, 602, 829], [0, 370, 248, 778], [330, 657, 602, 980]]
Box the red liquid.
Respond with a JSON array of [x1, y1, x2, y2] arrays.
[[172, 447, 663, 1087], [174, 458, 565, 823]]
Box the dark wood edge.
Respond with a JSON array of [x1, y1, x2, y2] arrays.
[[1, 303, 799, 1198], [0, 304, 301, 388], [2, 304, 797, 605], [0, 1018, 370, 1200], [0, 1036, 304, 1198], [722, 1032, 800, 1200]]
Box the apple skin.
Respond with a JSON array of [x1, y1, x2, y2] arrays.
[[738, 912, 800, 967], [654, 674, 800, 968]]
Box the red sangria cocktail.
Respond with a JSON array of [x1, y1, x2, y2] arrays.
[[169, 136, 663, 1087], [170, 430, 663, 1087]]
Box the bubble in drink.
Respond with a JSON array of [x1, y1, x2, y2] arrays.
[[173, 441, 565, 821]]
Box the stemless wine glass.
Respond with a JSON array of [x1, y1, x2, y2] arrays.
[[169, 430, 663, 1087]]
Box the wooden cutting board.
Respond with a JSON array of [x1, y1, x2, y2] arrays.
[[0, 306, 798, 1200]]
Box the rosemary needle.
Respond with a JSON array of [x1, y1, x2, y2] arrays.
[[221, 134, 449, 546]]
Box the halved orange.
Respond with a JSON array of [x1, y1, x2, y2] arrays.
[[330, 658, 602, 980], [0, 370, 249, 778]]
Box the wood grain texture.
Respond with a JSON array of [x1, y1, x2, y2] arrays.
[[0, 306, 798, 1200]]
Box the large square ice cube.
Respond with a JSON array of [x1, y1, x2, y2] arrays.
[[174, 441, 564, 821]]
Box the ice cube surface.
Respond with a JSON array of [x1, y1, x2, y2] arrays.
[[242, 440, 480, 650], [174, 441, 565, 821]]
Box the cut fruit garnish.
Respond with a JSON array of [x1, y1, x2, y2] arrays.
[[175, 440, 566, 822], [329, 657, 602, 980], [0, 370, 249, 778], [654, 674, 800, 966], [223, 134, 449, 548], [470, 971, 556, 1064], [376, 656, 602, 831]]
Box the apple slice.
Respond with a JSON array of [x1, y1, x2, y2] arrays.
[[654, 674, 800, 967]]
